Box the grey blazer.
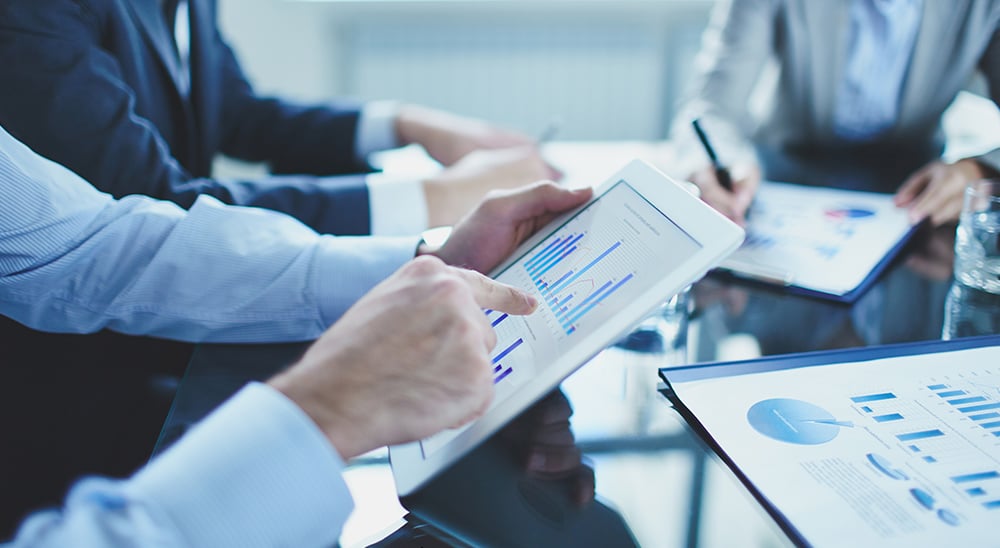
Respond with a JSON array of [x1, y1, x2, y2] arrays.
[[672, 0, 1000, 174]]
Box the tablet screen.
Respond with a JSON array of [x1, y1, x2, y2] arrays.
[[418, 180, 702, 458]]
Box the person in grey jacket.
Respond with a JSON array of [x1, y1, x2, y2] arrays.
[[672, 0, 999, 226]]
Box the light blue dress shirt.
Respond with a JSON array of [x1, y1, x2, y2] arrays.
[[0, 123, 419, 342], [6, 382, 354, 547], [833, 0, 924, 141], [0, 120, 429, 543]]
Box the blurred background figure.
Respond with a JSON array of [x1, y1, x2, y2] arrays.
[[670, 0, 1000, 226]]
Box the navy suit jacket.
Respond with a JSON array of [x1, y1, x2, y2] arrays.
[[0, 0, 373, 235]]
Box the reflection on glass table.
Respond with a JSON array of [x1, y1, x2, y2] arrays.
[[155, 200, 995, 548], [372, 390, 636, 547], [943, 282, 1000, 339]]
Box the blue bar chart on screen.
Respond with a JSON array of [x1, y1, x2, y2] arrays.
[[524, 235, 635, 336], [420, 181, 703, 459], [479, 181, 699, 406]]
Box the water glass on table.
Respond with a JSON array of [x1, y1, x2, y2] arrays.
[[954, 179, 1000, 294], [942, 282, 1000, 340]]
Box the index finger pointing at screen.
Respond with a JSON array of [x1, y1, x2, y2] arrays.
[[451, 267, 538, 315]]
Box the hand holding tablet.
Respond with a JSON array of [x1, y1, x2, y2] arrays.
[[391, 160, 745, 495]]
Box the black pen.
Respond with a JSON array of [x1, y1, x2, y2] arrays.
[[692, 118, 734, 192], [537, 122, 560, 146]]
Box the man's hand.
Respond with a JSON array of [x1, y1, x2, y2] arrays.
[[422, 147, 560, 228], [428, 182, 594, 274], [267, 256, 537, 461], [894, 158, 990, 226], [396, 104, 537, 166], [688, 162, 761, 226]]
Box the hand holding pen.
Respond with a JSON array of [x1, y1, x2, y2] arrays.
[[692, 119, 733, 191], [688, 118, 761, 226]]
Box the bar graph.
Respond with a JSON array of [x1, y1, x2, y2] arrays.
[[928, 382, 1000, 437], [522, 231, 638, 336], [951, 471, 999, 483], [491, 337, 523, 385], [958, 402, 1000, 413], [872, 413, 904, 423], [950, 396, 988, 405], [850, 392, 897, 403], [909, 376, 1000, 515], [947, 469, 1000, 511], [493, 180, 703, 346], [896, 429, 945, 442]]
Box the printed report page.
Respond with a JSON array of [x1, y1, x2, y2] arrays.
[[722, 182, 912, 296], [672, 346, 1000, 546]]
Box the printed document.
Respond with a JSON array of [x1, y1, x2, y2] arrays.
[[671, 345, 1000, 546], [721, 182, 913, 298]]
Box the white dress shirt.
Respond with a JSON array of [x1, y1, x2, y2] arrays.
[[833, 0, 924, 141]]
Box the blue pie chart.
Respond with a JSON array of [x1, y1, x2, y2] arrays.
[[747, 398, 853, 445]]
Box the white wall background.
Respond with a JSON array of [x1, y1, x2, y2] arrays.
[[217, 0, 714, 140], [216, 0, 1000, 158]]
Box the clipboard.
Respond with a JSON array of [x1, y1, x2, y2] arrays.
[[716, 182, 921, 303], [658, 335, 1000, 547]]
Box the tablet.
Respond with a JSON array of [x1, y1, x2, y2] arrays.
[[390, 159, 744, 495]]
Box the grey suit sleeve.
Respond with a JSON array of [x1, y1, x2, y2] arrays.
[[670, 0, 780, 173], [975, 23, 1000, 173]]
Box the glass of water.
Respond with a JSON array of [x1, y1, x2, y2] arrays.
[[942, 282, 1000, 340], [954, 179, 1000, 294]]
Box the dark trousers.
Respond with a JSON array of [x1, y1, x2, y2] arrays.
[[0, 316, 192, 538]]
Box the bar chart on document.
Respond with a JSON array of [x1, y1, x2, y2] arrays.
[[790, 353, 1000, 536], [674, 345, 1000, 544], [894, 370, 1000, 512]]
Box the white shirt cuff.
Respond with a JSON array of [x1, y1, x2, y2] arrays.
[[355, 101, 401, 160], [126, 383, 353, 547], [365, 172, 429, 236]]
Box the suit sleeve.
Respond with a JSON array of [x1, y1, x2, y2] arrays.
[[975, 21, 1000, 173], [213, 28, 369, 176], [0, 1, 373, 235], [669, 0, 780, 172]]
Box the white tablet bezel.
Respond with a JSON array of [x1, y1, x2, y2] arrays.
[[390, 159, 744, 496]]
